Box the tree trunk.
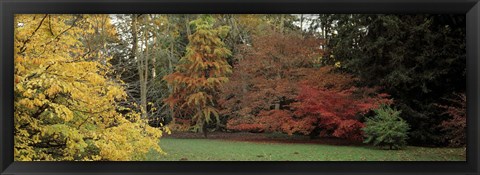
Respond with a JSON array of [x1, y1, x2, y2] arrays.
[[185, 15, 191, 36], [300, 14, 304, 34], [309, 126, 320, 139], [139, 16, 149, 119], [131, 15, 148, 119], [203, 121, 208, 138], [130, 14, 138, 63], [151, 17, 157, 79], [136, 15, 149, 119]]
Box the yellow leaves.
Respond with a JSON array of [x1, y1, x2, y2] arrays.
[[334, 61, 342, 68], [94, 118, 165, 161], [163, 126, 172, 135], [45, 84, 61, 97], [33, 98, 45, 107], [106, 85, 126, 100], [202, 106, 219, 123], [91, 155, 102, 161], [186, 92, 210, 107], [14, 14, 166, 161], [48, 103, 74, 122], [205, 77, 229, 87], [15, 57, 27, 71], [22, 88, 37, 98]]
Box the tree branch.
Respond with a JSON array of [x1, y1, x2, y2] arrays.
[[44, 15, 81, 46], [18, 14, 48, 54]]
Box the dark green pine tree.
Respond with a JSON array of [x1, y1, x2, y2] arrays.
[[326, 14, 466, 146]]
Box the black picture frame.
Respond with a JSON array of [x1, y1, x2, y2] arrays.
[[1, 0, 479, 175]]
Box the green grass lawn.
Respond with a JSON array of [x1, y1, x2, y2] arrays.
[[146, 138, 466, 161]]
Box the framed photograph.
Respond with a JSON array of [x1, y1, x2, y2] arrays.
[[1, 0, 479, 174]]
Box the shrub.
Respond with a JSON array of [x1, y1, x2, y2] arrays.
[[226, 117, 264, 133], [437, 93, 466, 147], [167, 118, 193, 132], [363, 105, 410, 150]]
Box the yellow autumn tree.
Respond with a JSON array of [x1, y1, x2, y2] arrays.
[[14, 14, 165, 161]]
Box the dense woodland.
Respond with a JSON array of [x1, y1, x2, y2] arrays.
[[14, 14, 466, 161]]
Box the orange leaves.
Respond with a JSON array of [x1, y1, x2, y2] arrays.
[[163, 96, 180, 109], [162, 72, 181, 83], [163, 15, 231, 128], [221, 32, 326, 127], [226, 117, 264, 133]]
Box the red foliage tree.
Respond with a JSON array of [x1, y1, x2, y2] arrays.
[[291, 84, 391, 141], [220, 32, 392, 140], [437, 93, 466, 147], [225, 85, 391, 141], [220, 32, 324, 130]]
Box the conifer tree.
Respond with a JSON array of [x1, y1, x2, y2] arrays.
[[363, 105, 410, 150], [163, 15, 232, 137]]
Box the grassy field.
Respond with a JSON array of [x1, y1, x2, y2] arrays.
[[146, 138, 466, 161]]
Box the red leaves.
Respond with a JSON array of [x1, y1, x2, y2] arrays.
[[220, 33, 325, 122], [437, 93, 466, 146], [333, 120, 365, 141], [226, 117, 264, 133], [257, 110, 316, 135], [221, 32, 391, 141], [291, 85, 390, 141], [226, 84, 391, 141], [227, 110, 318, 136]]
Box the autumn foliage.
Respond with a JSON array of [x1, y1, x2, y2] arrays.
[[12, 14, 467, 161], [221, 32, 391, 140], [220, 32, 323, 121], [163, 15, 232, 134], [291, 85, 391, 141], [14, 14, 165, 161], [437, 93, 466, 147]]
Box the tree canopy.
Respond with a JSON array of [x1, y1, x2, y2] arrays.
[[14, 14, 165, 161], [14, 14, 466, 161]]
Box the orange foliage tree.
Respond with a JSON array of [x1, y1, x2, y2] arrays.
[[163, 15, 232, 137], [220, 32, 324, 123]]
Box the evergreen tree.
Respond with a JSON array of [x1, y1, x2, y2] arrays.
[[363, 105, 410, 150], [326, 14, 466, 145]]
